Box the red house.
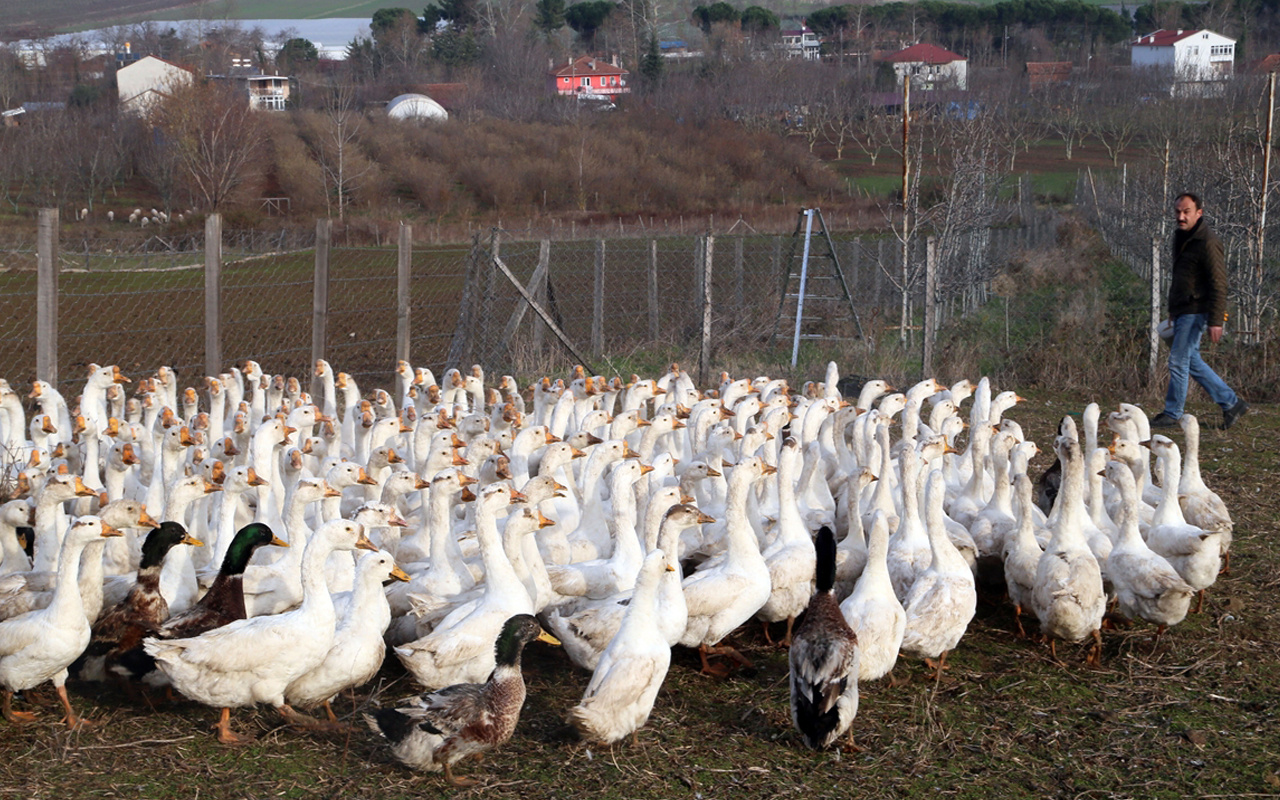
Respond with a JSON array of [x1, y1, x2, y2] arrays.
[[548, 55, 630, 98]]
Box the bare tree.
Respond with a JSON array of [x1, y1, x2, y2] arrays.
[[1037, 81, 1090, 160], [301, 83, 376, 221], [152, 80, 265, 211]]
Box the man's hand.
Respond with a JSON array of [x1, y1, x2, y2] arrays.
[[1208, 325, 1224, 344]]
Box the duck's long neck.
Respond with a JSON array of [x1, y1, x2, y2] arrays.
[[724, 471, 764, 567], [1181, 422, 1204, 489], [1053, 449, 1087, 546], [1152, 448, 1186, 526], [51, 533, 92, 623], [33, 493, 70, 573], [477, 499, 520, 587], [212, 489, 245, 567], [297, 532, 339, 620], [775, 450, 807, 547]]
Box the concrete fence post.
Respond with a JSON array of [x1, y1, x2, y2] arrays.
[[311, 218, 331, 387], [397, 222, 412, 365], [36, 208, 58, 385], [204, 213, 222, 377]]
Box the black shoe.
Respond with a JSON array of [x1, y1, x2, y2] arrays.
[[1223, 399, 1249, 430], [1149, 412, 1179, 429]]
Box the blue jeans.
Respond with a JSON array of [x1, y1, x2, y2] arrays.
[[1163, 313, 1239, 419]]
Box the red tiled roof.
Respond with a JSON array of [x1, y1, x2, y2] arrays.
[[550, 55, 628, 78], [1131, 29, 1202, 47], [1251, 53, 1280, 73], [880, 43, 966, 64]]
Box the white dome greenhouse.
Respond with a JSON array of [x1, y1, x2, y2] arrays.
[[386, 93, 448, 122]]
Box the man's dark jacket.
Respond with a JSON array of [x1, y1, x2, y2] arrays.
[[1169, 218, 1228, 326]]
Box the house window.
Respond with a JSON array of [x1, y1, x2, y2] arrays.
[[583, 77, 591, 87], [563, 77, 570, 83]]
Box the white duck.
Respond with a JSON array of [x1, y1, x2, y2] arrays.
[[1104, 460, 1193, 636], [678, 457, 773, 676], [840, 510, 906, 682], [1176, 414, 1233, 569], [898, 470, 977, 677], [544, 503, 707, 671], [284, 549, 409, 723], [569, 549, 673, 745], [395, 484, 534, 689], [1001, 473, 1044, 639], [143, 519, 376, 743], [755, 437, 817, 645], [1145, 436, 1221, 613], [0, 516, 121, 728], [1032, 438, 1106, 666]]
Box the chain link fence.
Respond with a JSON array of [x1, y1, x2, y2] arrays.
[[1, 206, 1066, 402]]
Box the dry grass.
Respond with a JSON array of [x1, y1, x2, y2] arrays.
[[1, 391, 1276, 799]]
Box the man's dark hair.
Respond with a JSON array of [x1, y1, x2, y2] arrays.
[[1176, 192, 1202, 210]]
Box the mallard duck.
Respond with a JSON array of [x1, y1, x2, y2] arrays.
[[790, 525, 859, 750], [365, 614, 558, 786], [72, 521, 202, 682], [112, 523, 288, 686], [143, 519, 376, 743], [0, 516, 121, 728], [569, 549, 673, 744], [285, 549, 409, 724]]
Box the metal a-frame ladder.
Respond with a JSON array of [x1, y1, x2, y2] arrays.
[[770, 208, 865, 366]]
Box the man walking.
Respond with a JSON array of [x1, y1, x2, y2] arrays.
[[1150, 193, 1248, 430]]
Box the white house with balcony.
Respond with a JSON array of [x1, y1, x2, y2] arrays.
[[880, 43, 968, 90], [1131, 29, 1235, 91], [778, 25, 821, 60]]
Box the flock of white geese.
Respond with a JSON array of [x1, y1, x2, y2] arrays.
[[0, 359, 1234, 764]]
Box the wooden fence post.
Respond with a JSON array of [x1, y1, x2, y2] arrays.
[[397, 222, 412, 365], [531, 240, 550, 353], [592, 239, 605, 355], [36, 208, 58, 385], [204, 213, 222, 377], [311, 218, 331, 387]]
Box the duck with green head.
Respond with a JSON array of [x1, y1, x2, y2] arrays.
[[365, 614, 560, 786]]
